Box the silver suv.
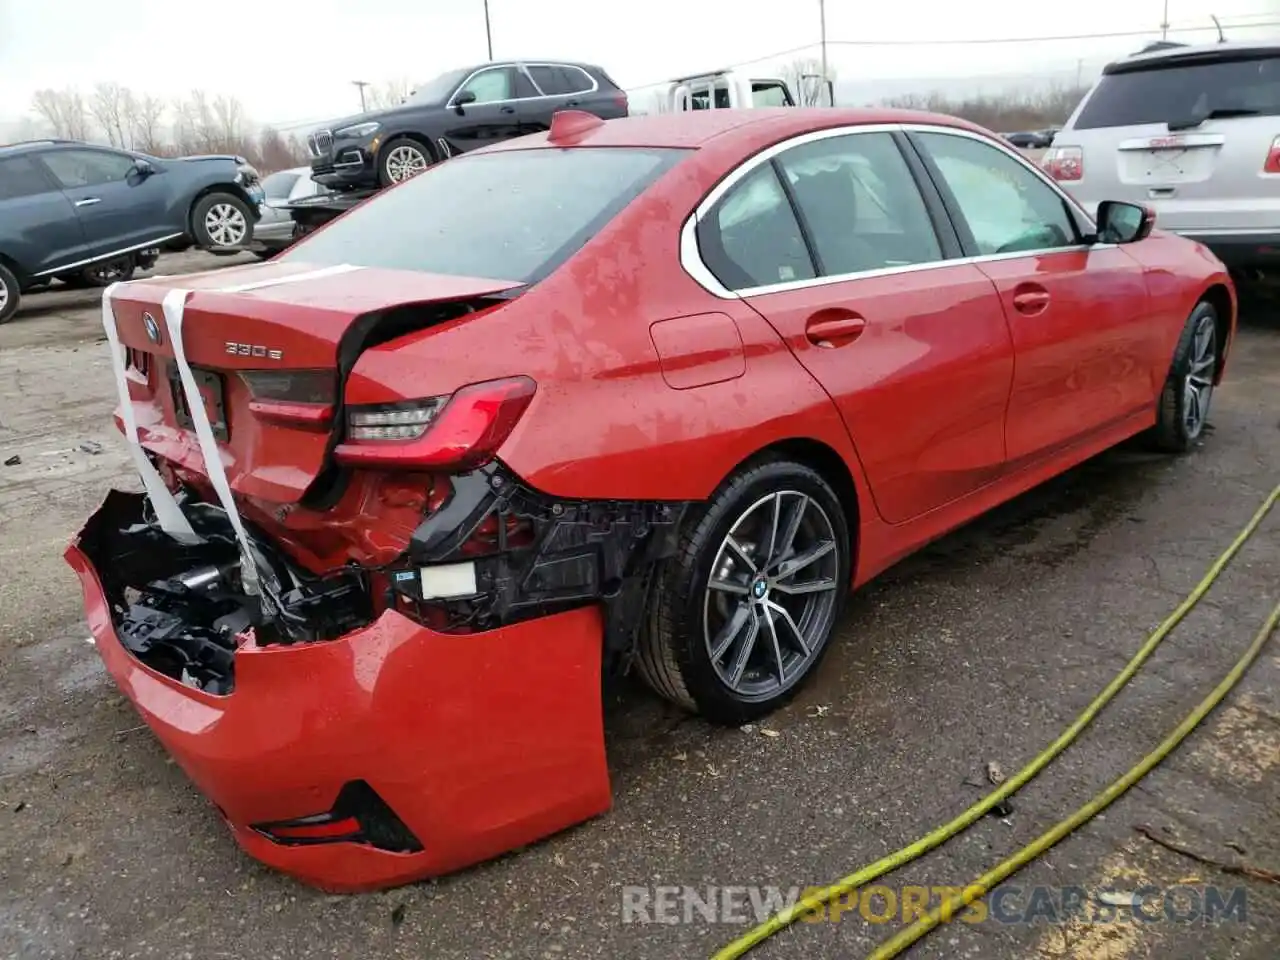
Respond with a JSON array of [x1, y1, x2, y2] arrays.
[[1043, 41, 1279, 289]]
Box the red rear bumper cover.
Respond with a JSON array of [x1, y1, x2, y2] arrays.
[[65, 516, 612, 893]]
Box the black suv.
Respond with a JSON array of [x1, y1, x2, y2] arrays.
[[0, 139, 264, 323], [307, 60, 629, 191]]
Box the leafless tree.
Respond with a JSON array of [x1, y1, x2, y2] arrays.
[[257, 126, 308, 172], [780, 57, 837, 107], [881, 83, 1089, 132], [31, 88, 92, 140], [212, 94, 248, 146], [367, 77, 414, 110], [130, 94, 167, 154], [90, 82, 132, 147]]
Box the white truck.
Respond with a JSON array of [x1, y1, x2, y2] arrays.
[[665, 69, 797, 112]]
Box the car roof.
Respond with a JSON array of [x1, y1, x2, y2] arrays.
[[1106, 39, 1280, 74], [481, 107, 991, 152]]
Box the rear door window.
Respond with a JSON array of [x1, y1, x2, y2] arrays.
[[1074, 53, 1280, 129], [281, 146, 687, 283], [0, 155, 56, 200], [697, 164, 815, 290]]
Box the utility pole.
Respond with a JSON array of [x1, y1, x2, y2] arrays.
[[819, 0, 829, 105], [352, 80, 370, 112], [484, 0, 494, 60], [1160, 0, 1170, 40], [1075, 58, 1083, 89]]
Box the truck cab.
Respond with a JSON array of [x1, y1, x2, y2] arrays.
[[667, 70, 795, 112]]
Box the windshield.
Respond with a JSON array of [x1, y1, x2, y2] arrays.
[[282, 147, 688, 283], [1074, 52, 1280, 129], [261, 170, 303, 200], [405, 68, 471, 106]]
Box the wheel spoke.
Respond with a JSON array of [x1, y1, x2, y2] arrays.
[[765, 493, 782, 566], [726, 614, 760, 687], [772, 494, 808, 570], [724, 535, 758, 573], [709, 577, 749, 596], [766, 599, 810, 657], [773, 576, 837, 596], [710, 602, 753, 661], [764, 609, 786, 684], [776, 540, 834, 580]]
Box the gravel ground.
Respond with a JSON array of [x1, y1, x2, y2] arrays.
[[1, 252, 1277, 960]]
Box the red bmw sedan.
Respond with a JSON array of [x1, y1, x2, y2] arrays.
[[68, 107, 1234, 892]]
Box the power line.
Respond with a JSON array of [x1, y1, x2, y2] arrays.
[[623, 15, 1280, 90]]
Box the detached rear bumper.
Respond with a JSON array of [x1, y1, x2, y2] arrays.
[[66, 492, 611, 893]]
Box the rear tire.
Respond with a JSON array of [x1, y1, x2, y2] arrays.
[[191, 192, 254, 252], [636, 459, 851, 725], [1150, 301, 1218, 453], [0, 262, 19, 323]]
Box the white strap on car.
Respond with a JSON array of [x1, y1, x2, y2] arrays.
[[103, 264, 362, 598], [100, 282, 199, 543]]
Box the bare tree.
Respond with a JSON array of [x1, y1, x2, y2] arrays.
[[212, 94, 248, 147], [366, 77, 414, 111], [881, 83, 1089, 132], [257, 126, 308, 172], [31, 88, 92, 140], [90, 82, 131, 147], [130, 94, 167, 154], [780, 58, 837, 107]]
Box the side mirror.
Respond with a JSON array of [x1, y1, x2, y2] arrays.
[[1095, 200, 1154, 244], [130, 158, 155, 178], [452, 89, 476, 113]]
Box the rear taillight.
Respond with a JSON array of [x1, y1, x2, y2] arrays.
[[1264, 136, 1280, 174], [1042, 145, 1083, 181], [335, 376, 536, 471], [613, 93, 629, 112], [240, 369, 336, 427]]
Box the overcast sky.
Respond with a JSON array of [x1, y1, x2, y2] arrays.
[[0, 0, 1276, 129]]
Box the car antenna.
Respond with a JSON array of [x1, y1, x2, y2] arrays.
[[1210, 13, 1226, 42], [547, 109, 606, 144]]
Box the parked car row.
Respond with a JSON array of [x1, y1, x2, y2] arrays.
[[0, 138, 265, 322]]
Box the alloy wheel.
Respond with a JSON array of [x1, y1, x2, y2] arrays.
[[1182, 312, 1216, 439], [0, 278, 8, 314], [385, 145, 429, 182], [205, 203, 248, 247], [703, 490, 841, 700]]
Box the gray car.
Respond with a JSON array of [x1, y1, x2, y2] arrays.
[[1044, 41, 1279, 290], [251, 166, 330, 257]]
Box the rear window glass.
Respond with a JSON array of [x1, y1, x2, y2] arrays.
[[1074, 53, 1280, 129], [261, 170, 302, 199], [282, 147, 687, 283]]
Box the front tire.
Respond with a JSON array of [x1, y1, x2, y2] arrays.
[[191, 192, 254, 252], [378, 137, 432, 187], [637, 459, 851, 725], [0, 262, 19, 323], [1151, 301, 1218, 453]]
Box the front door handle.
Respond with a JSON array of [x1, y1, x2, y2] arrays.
[[1012, 287, 1050, 315], [500, 105, 517, 114], [74, 197, 102, 207], [805, 311, 866, 348]]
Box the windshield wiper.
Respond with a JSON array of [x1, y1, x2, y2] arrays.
[[1167, 108, 1260, 131]]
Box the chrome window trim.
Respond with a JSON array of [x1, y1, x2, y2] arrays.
[[679, 122, 1109, 300], [447, 61, 599, 108]]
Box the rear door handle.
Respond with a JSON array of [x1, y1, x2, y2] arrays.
[[1012, 288, 1050, 315], [805, 312, 866, 348], [500, 105, 517, 114], [74, 197, 102, 207]]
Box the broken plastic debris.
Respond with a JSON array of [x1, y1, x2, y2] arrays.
[[986, 761, 1006, 785], [3, 454, 19, 466], [78, 440, 104, 455], [760, 728, 781, 738]]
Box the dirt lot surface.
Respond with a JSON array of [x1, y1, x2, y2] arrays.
[[1, 251, 1278, 960]]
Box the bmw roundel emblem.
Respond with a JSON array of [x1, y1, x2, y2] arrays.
[[142, 312, 162, 345]]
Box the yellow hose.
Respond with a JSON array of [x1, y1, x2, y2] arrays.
[[867, 594, 1280, 959], [713, 482, 1279, 960]]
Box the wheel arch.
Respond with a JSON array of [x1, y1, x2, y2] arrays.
[[0, 251, 29, 286], [1197, 282, 1233, 383], [378, 132, 439, 167], [716, 436, 863, 563]]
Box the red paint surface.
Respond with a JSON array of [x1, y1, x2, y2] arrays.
[[66, 540, 610, 893]]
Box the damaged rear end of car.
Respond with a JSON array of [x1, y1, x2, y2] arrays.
[[66, 140, 695, 891]]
